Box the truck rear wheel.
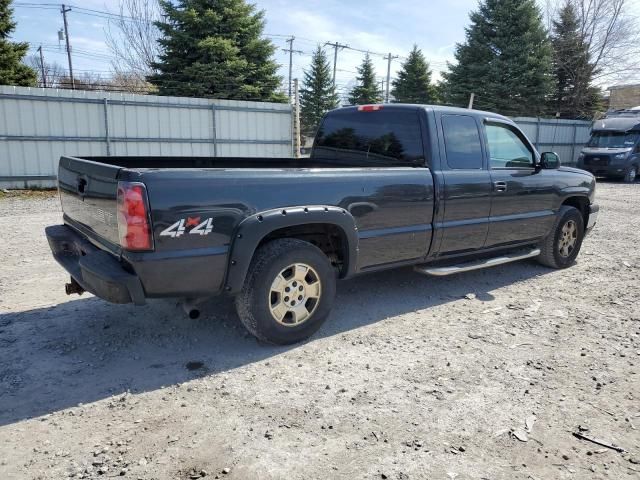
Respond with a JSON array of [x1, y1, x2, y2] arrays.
[[235, 238, 336, 345], [537, 205, 584, 269]]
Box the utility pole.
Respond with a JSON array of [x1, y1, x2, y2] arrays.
[[293, 78, 301, 158], [467, 92, 475, 109], [384, 52, 399, 103], [283, 36, 303, 101], [61, 4, 74, 90], [37, 45, 47, 88], [325, 42, 348, 87]]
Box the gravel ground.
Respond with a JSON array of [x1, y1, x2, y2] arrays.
[[0, 183, 639, 480]]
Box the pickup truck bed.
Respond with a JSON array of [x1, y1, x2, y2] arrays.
[[46, 104, 598, 344]]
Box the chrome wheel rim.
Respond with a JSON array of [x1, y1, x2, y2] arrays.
[[558, 220, 578, 258], [268, 263, 322, 327], [628, 168, 637, 182]]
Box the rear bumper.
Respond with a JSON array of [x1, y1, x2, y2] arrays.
[[45, 224, 146, 305], [586, 204, 599, 234]]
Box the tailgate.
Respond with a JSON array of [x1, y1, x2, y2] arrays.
[[58, 156, 121, 248]]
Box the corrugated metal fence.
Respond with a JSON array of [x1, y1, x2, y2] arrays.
[[513, 117, 592, 166], [0, 86, 292, 189], [0, 88, 592, 189]]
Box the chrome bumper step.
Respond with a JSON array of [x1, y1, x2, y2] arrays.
[[414, 248, 541, 277]]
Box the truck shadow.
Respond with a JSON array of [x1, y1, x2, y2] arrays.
[[0, 260, 552, 426]]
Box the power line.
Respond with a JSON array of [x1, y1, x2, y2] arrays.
[[15, 3, 422, 66], [15, 2, 450, 96], [15, 2, 145, 23]]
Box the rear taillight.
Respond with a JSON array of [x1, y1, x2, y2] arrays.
[[357, 105, 382, 112], [116, 181, 153, 251]]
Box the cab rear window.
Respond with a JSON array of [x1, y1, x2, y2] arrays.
[[313, 109, 425, 166]]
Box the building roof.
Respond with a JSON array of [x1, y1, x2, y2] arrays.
[[593, 116, 640, 132], [608, 84, 640, 91]]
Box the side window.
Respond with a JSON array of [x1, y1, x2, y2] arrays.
[[441, 114, 483, 169], [313, 110, 424, 165], [485, 123, 534, 169]]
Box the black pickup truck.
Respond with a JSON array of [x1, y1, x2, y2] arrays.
[[46, 104, 598, 344]]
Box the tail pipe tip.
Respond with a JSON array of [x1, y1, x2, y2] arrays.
[[65, 278, 85, 296], [181, 299, 203, 319]]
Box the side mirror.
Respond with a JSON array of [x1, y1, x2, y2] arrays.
[[540, 152, 560, 169]]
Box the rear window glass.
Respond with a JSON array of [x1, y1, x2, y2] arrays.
[[313, 109, 425, 165], [441, 114, 483, 169]]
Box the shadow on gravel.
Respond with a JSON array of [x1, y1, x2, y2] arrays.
[[0, 260, 552, 426]]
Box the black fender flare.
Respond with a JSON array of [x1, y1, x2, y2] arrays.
[[558, 192, 592, 225], [223, 205, 359, 294]]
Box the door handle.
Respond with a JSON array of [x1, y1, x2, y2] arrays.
[[494, 181, 507, 192], [77, 175, 88, 196]]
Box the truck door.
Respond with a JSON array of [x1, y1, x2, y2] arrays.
[[435, 113, 492, 255], [312, 106, 435, 269], [483, 120, 556, 247]]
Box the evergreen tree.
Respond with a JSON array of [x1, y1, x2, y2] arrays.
[[0, 0, 37, 87], [300, 46, 339, 136], [391, 45, 437, 104], [441, 0, 553, 116], [551, 1, 602, 118], [149, 0, 285, 101], [348, 53, 382, 105]]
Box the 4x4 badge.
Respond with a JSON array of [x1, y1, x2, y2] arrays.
[[160, 218, 214, 238]]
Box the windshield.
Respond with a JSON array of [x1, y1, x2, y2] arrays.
[[587, 131, 639, 148]]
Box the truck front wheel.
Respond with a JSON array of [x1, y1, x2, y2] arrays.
[[235, 238, 336, 345], [623, 165, 637, 183], [537, 205, 585, 269]]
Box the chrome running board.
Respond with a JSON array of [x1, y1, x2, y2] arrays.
[[414, 248, 541, 277]]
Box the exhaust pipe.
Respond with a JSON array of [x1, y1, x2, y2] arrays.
[[181, 299, 203, 319], [65, 277, 85, 296]]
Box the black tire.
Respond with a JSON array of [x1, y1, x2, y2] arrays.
[[537, 205, 585, 269], [623, 165, 637, 183], [235, 238, 336, 345]]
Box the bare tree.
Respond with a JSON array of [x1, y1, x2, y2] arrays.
[[573, 0, 640, 84], [110, 71, 158, 94], [543, 0, 560, 31], [57, 72, 107, 91], [105, 0, 161, 81], [25, 54, 66, 88]]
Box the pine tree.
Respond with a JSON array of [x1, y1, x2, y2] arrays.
[[149, 0, 285, 102], [551, 1, 602, 118], [348, 53, 382, 105], [299, 46, 339, 136], [0, 0, 37, 87], [391, 45, 437, 104], [441, 0, 553, 116]]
